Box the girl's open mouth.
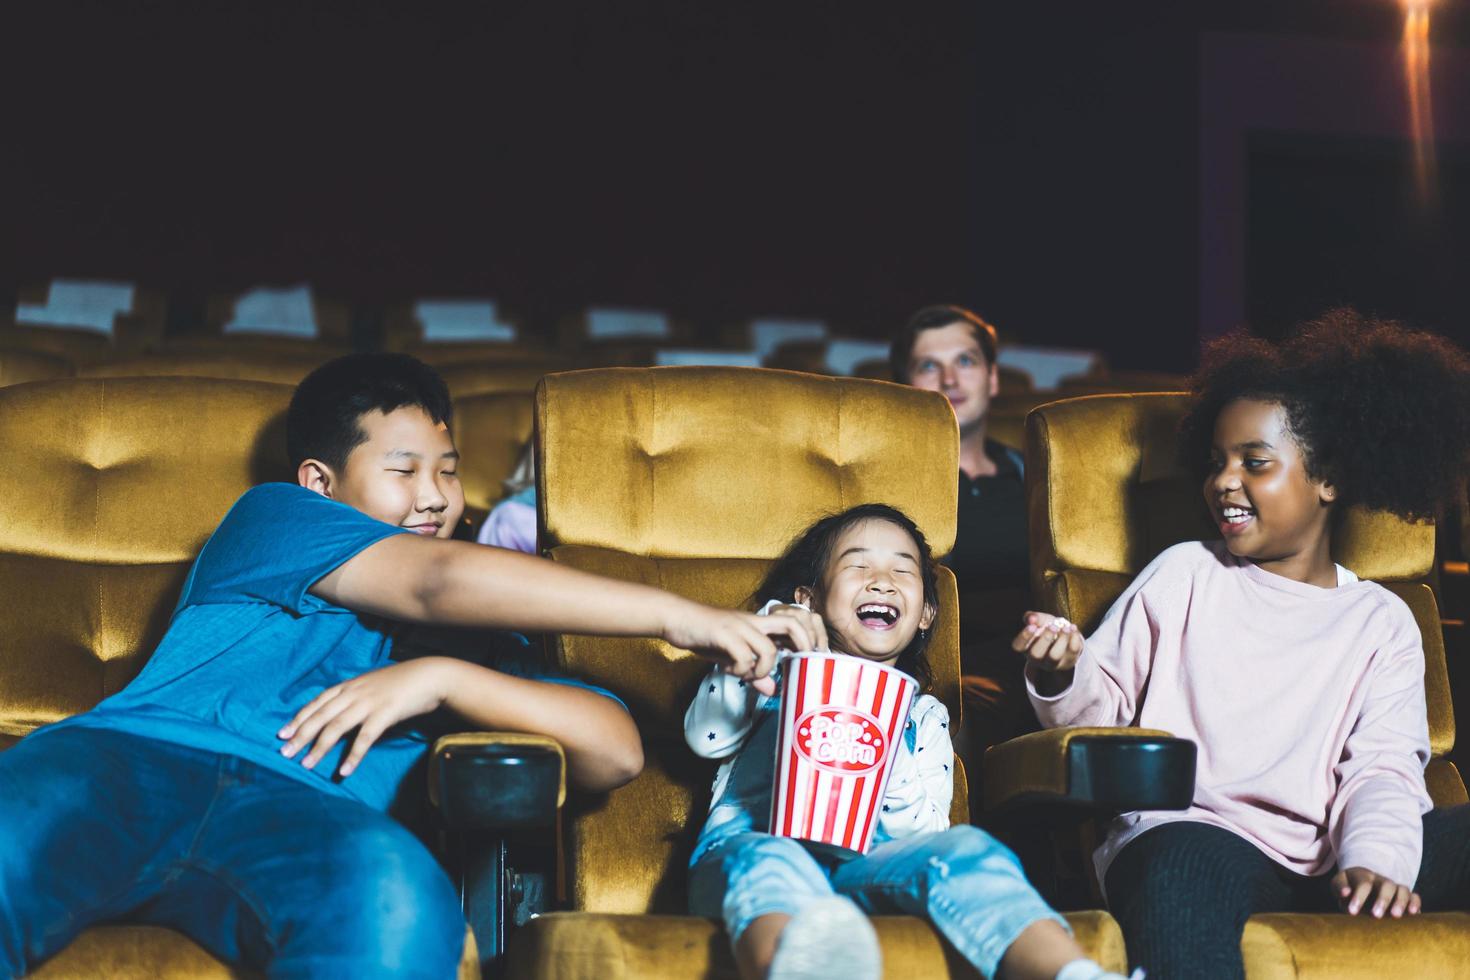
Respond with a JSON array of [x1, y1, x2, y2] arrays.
[[1219, 504, 1255, 536], [856, 603, 899, 630]]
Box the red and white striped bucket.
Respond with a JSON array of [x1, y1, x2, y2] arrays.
[[769, 652, 917, 855]]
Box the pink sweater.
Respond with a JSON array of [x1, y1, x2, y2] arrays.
[[1028, 541, 1432, 889]]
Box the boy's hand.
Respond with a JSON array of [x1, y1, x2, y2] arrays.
[[662, 603, 823, 696], [278, 657, 457, 777], [1333, 867, 1421, 918], [1012, 611, 1083, 674], [763, 603, 829, 653]]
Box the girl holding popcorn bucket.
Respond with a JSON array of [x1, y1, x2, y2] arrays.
[[685, 504, 1139, 980]]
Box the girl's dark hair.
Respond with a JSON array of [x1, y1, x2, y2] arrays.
[[754, 503, 940, 692], [1180, 309, 1470, 521]]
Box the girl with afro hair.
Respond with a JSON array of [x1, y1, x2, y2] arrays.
[[1012, 310, 1470, 979]]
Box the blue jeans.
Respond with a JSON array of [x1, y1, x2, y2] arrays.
[[689, 826, 1068, 978], [0, 727, 465, 979]]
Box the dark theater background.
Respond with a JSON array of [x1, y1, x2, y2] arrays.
[[8, 4, 1470, 976], [6, 1, 1468, 365]]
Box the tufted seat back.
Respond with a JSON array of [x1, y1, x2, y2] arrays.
[[1028, 393, 1462, 804], [0, 378, 294, 748], [451, 391, 535, 521], [79, 351, 330, 386], [434, 359, 570, 399], [538, 367, 957, 560], [0, 345, 75, 387], [987, 392, 1063, 452], [535, 367, 965, 913]]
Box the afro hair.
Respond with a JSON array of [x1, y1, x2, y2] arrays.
[[1179, 309, 1470, 522]]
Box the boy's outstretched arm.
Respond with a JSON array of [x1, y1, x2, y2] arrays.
[[312, 536, 821, 686], [279, 656, 642, 792]]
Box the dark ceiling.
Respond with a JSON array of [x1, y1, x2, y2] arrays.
[[4, 1, 1463, 365]]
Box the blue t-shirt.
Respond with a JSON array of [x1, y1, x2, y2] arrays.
[[46, 483, 619, 812]]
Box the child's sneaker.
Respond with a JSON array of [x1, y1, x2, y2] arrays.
[[1055, 960, 1146, 980], [768, 895, 881, 980]]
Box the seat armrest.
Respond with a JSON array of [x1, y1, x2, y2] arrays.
[[430, 733, 566, 830], [982, 727, 1195, 817]]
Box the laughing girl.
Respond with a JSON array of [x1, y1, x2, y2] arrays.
[[687, 504, 1134, 980], [1016, 311, 1470, 979]]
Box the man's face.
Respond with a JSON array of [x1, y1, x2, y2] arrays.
[[323, 406, 464, 538], [906, 322, 999, 433]]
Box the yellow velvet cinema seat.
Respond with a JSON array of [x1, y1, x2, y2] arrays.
[[504, 366, 1130, 978], [435, 359, 573, 400], [0, 376, 561, 979], [986, 392, 1063, 453], [153, 335, 355, 360], [0, 320, 133, 367], [1010, 392, 1470, 979], [452, 391, 536, 530], [78, 349, 332, 386], [381, 302, 527, 355], [5, 282, 167, 364], [202, 288, 354, 347], [0, 345, 74, 387]]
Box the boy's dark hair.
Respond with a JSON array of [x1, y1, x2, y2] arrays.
[[889, 305, 999, 384], [287, 353, 454, 472], [754, 503, 940, 692], [1179, 308, 1470, 521]]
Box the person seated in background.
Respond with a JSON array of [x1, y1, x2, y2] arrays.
[[478, 440, 537, 553], [0, 353, 816, 979], [888, 305, 1034, 767]]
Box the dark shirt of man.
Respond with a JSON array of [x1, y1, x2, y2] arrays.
[[946, 438, 1037, 786], [947, 439, 1028, 595]]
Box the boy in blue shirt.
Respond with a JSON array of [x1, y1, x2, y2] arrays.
[[0, 354, 818, 978]]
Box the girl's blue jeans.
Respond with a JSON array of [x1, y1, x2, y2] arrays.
[[689, 825, 1068, 978], [0, 727, 465, 979]]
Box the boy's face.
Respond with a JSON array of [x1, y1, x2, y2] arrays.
[[796, 519, 936, 666], [307, 406, 464, 538], [1204, 398, 1335, 563], [906, 321, 998, 435]]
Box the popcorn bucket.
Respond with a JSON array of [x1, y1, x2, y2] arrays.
[[769, 652, 917, 855]]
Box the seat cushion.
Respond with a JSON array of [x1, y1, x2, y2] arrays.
[[1242, 912, 1470, 979], [506, 910, 1126, 979], [31, 924, 480, 979], [29, 926, 249, 979]]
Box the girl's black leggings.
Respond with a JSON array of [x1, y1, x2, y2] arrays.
[[1103, 805, 1470, 980]]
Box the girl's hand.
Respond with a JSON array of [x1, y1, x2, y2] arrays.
[[1012, 611, 1083, 673], [278, 657, 458, 777], [1333, 867, 1421, 918]]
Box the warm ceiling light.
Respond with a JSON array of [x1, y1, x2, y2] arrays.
[[1402, 0, 1437, 204]]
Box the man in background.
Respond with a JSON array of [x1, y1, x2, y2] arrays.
[[890, 305, 1034, 787]]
